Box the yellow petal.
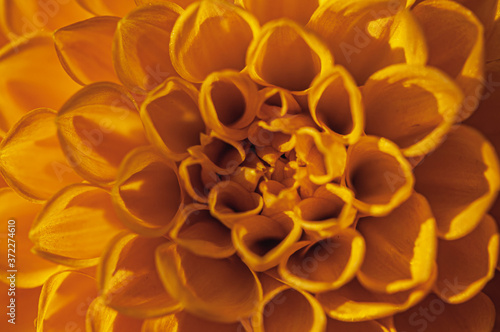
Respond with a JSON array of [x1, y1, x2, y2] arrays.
[[54, 16, 120, 85], [307, 0, 427, 84], [77, 0, 137, 16], [199, 70, 258, 140], [362, 64, 464, 157], [235, 0, 319, 25], [0, 188, 61, 288], [393, 292, 495, 332], [1, 0, 91, 35], [413, 0, 484, 121], [0, 284, 41, 331], [112, 146, 183, 236], [232, 212, 301, 271], [246, 18, 333, 93], [37, 270, 98, 332], [309, 65, 364, 145], [317, 266, 436, 322], [357, 192, 437, 294], [279, 228, 365, 293], [155, 243, 262, 322], [255, 87, 301, 120], [29, 184, 125, 267], [434, 214, 498, 304], [250, 286, 326, 332], [141, 310, 245, 332], [170, 0, 260, 83], [259, 179, 302, 216], [326, 317, 390, 332], [344, 136, 414, 216], [0, 108, 83, 202], [170, 204, 235, 258], [0, 33, 80, 136], [98, 232, 181, 318], [414, 125, 500, 240], [227, 152, 266, 192], [208, 180, 263, 228], [178, 156, 219, 203], [86, 297, 144, 332], [141, 77, 204, 161], [57, 82, 147, 185]]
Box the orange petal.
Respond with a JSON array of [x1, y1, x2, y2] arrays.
[[482, 270, 500, 331], [434, 214, 498, 304], [113, 2, 182, 92], [54, 16, 120, 85], [362, 64, 464, 157], [0, 109, 83, 202], [0, 284, 41, 331], [246, 18, 333, 93], [155, 243, 262, 322], [57, 82, 147, 185], [344, 136, 414, 216], [393, 292, 495, 332], [317, 266, 436, 322], [235, 0, 319, 25], [413, 0, 484, 121], [279, 228, 365, 293], [170, 204, 235, 258], [326, 317, 390, 332], [208, 180, 263, 228], [86, 297, 144, 332], [309, 65, 364, 145], [357, 192, 437, 294], [77, 0, 137, 16], [29, 184, 125, 267], [1, 0, 91, 35], [232, 212, 302, 271], [255, 87, 301, 120], [199, 70, 258, 140], [0, 188, 61, 288], [414, 125, 500, 240], [37, 270, 98, 332], [259, 179, 302, 216], [486, 8, 500, 62], [250, 286, 326, 332], [141, 310, 245, 332], [178, 156, 219, 203], [141, 77, 204, 161], [307, 0, 427, 84], [0, 33, 80, 135], [112, 146, 183, 236], [170, 0, 260, 83], [98, 232, 181, 318], [227, 152, 267, 192]]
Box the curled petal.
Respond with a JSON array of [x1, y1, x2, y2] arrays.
[[57, 82, 147, 185], [279, 228, 365, 293], [307, 0, 427, 84], [344, 136, 414, 216], [0, 33, 80, 135], [37, 271, 98, 332], [178, 156, 219, 203], [86, 298, 144, 332], [294, 127, 347, 185], [0, 109, 82, 202], [141, 310, 245, 332], [248, 121, 295, 153], [434, 214, 498, 304], [199, 70, 258, 140], [227, 152, 267, 192], [362, 64, 464, 157], [29, 184, 125, 267], [317, 266, 437, 322], [255, 87, 301, 120], [0, 284, 40, 331], [0, 188, 61, 288], [77, 0, 137, 16], [112, 147, 183, 237], [413, 0, 484, 121], [250, 286, 326, 332], [170, 0, 260, 83], [98, 232, 181, 318], [246, 18, 333, 93], [357, 192, 437, 294], [232, 212, 302, 271], [155, 243, 262, 322], [208, 180, 263, 228], [393, 293, 495, 332], [309, 65, 364, 145], [188, 132, 246, 175], [141, 77, 204, 161], [114, 2, 182, 91], [235, 0, 319, 25], [54, 16, 120, 85], [414, 125, 500, 240], [259, 180, 301, 216], [326, 317, 390, 332], [170, 204, 235, 258]]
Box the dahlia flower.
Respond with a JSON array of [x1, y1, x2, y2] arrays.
[[0, 0, 500, 331]]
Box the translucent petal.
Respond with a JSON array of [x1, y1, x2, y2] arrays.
[[77, 0, 136, 16], [86, 297, 144, 332]]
